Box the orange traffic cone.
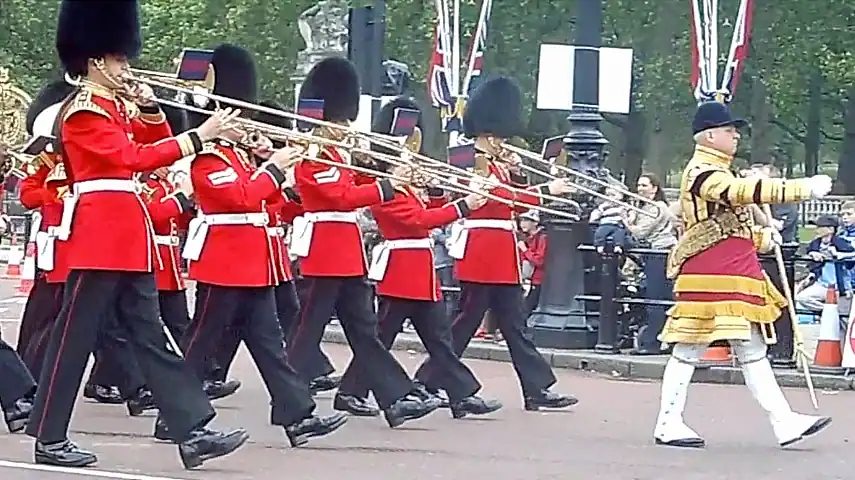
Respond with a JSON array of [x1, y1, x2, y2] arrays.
[[813, 286, 843, 373], [701, 340, 732, 364]]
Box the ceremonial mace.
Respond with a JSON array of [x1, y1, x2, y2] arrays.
[[762, 204, 819, 408]]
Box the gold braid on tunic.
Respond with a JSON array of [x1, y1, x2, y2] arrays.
[[659, 145, 814, 345]]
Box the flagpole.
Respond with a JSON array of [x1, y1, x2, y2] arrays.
[[461, 0, 491, 97]]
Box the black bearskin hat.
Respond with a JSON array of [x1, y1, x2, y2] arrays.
[[253, 100, 290, 148], [187, 43, 258, 128], [371, 96, 425, 164], [299, 57, 360, 122], [55, 0, 142, 77], [161, 104, 188, 135], [26, 80, 75, 136], [462, 76, 524, 139]]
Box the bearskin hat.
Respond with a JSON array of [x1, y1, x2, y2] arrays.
[[187, 44, 258, 128], [462, 76, 524, 139], [55, 0, 142, 77], [370, 97, 425, 165], [161, 104, 188, 135], [26, 80, 75, 136], [299, 57, 360, 123]]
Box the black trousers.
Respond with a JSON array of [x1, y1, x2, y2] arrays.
[[17, 275, 64, 378], [288, 276, 412, 408], [87, 311, 147, 399], [415, 282, 556, 397], [523, 285, 541, 319], [339, 297, 480, 402], [637, 254, 673, 350], [208, 281, 335, 382], [183, 282, 314, 427], [159, 289, 191, 340], [0, 336, 36, 411], [25, 270, 214, 444]]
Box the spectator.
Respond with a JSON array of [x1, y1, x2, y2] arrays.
[[838, 201, 855, 245], [518, 210, 546, 317], [431, 223, 459, 319], [626, 173, 677, 355], [796, 215, 855, 319], [749, 163, 798, 243], [590, 186, 634, 254]]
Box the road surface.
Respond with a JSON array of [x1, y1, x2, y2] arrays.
[[0, 280, 851, 480]]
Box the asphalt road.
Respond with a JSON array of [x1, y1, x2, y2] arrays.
[[0, 279, 852, 480]]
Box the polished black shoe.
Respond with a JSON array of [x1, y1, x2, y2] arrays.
[[284, 413, 348, 447], [413, 383, 449, 408], [309, 374, 342, 394], [333, 393, 380, 417], [203, 379, 241, 401], [523, 389, 579, 411], [178, 427, 249, 470], [34, 440, 98, 467], [83, 384, 123, 404], [384, 394, 442, 428], [4, 397, 33, 433], [153, 418, 172, 442], [126, 388, 156, 416], [450, 395, 503, 419]]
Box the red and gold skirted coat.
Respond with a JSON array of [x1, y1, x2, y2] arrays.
[[659, 145, 813, 345]]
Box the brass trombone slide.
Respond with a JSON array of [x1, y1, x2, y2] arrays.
[[129, 72, 582, 210]]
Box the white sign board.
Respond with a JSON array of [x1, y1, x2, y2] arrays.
[[536, 44, 634, 115], [352, 95, 397, 133]]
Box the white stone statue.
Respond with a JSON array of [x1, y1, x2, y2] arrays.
[[297, 0, 348, 55]]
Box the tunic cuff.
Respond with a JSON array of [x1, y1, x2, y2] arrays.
[[175, 131, 204, 158], [138, 104, 166, 124], [283, 187, 302, 204], [538, 184, 550, 196], [262, 162, 287, 186], [377, 179, 396, 202], [510, 172, 529, 186], [174, 192, 194, 213], [453, 199, 471, 218]]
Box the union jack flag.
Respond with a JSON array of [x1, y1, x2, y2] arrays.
[[462, 0, 492, 97], [428, 24, 453, 109]]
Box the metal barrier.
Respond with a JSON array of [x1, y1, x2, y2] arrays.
[[576, 243, 845, 368]]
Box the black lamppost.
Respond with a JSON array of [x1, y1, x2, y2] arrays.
[[528, 0, 608, 350]]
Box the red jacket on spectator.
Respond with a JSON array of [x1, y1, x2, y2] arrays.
[[520, 228, 547, 285]]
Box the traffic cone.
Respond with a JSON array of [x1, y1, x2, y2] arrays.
[[15, 241, 36, 296], [701, 340, 732, 363], [812, 286, 843, 373]]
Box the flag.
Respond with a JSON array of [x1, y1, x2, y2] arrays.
[[462, 0, 493, 97], [428, 24, 453, 110], [720, 0, 754, 99]]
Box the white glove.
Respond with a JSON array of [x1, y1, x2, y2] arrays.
[[808, 174, 833, 199], [770, 229, 782, 247]]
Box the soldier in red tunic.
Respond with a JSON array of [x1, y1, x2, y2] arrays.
[[209, 100, 341, 395], [332, 97, 502, 419], [413, 77, 578, 411], [26, 0, 248, 469], [176, 44, 347, 447], [288, 57, 441, 427]]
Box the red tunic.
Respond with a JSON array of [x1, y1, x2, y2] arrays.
[[371, 187, 468, 301], [520, 229, 547, 285], [264, 190, 304, 283], [143, 176, 193, 291], [19, 162, 71, 283], [59, 85, 202, 272], [187, 140, 287, 287], [293, 146, 395, 277], [454, 161, 548, 284]]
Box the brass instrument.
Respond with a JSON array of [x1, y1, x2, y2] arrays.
[[128, 65, 215, 92], [127, 72, 585, 219]]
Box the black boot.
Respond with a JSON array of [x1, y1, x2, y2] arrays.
[[413, 382, 449, 408], [523, 389, 578, 411], [202, 379, 241, 401], [4, 397, 33, 433], [83, 384, 123, 404], [450, 395, 503, 419], [178, 427, 250, 470], [333, 393, 380, 417], [284, 413, 348, 447], [383, 394, 442, 428], [309, 375, 341, 394], [153, 417, 172, 442], [34, 440, 98, 467], [126, 388, 156, 416]]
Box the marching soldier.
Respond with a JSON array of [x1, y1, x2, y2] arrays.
[[333, 97, 502, 419], [176, 43, 347, 447], [413, 77, 578, 411], [287, 56, 441, 427], [653, 101, 832, 448], [27, 0, 248, 469]]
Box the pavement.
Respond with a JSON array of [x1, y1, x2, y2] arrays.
[[0, 279, 854, 479]]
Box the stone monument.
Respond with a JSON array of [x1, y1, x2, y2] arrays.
[[291, 0, 350, 106]]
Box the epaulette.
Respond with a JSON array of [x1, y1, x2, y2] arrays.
[[198, 142, 232, 165], [62, 90, 110, 122], [122, 98, 140, 119]]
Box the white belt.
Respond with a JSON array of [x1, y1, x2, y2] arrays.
[[182, 211, 269, 261], [35, 226, 62, 271], [267, 226, 286, 237], [447, 219, 515, 260], [56, 179, 139, 241], [368, 238, 433, 281], [154, 235, 180, 246], [290, 211, 359, 258]]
